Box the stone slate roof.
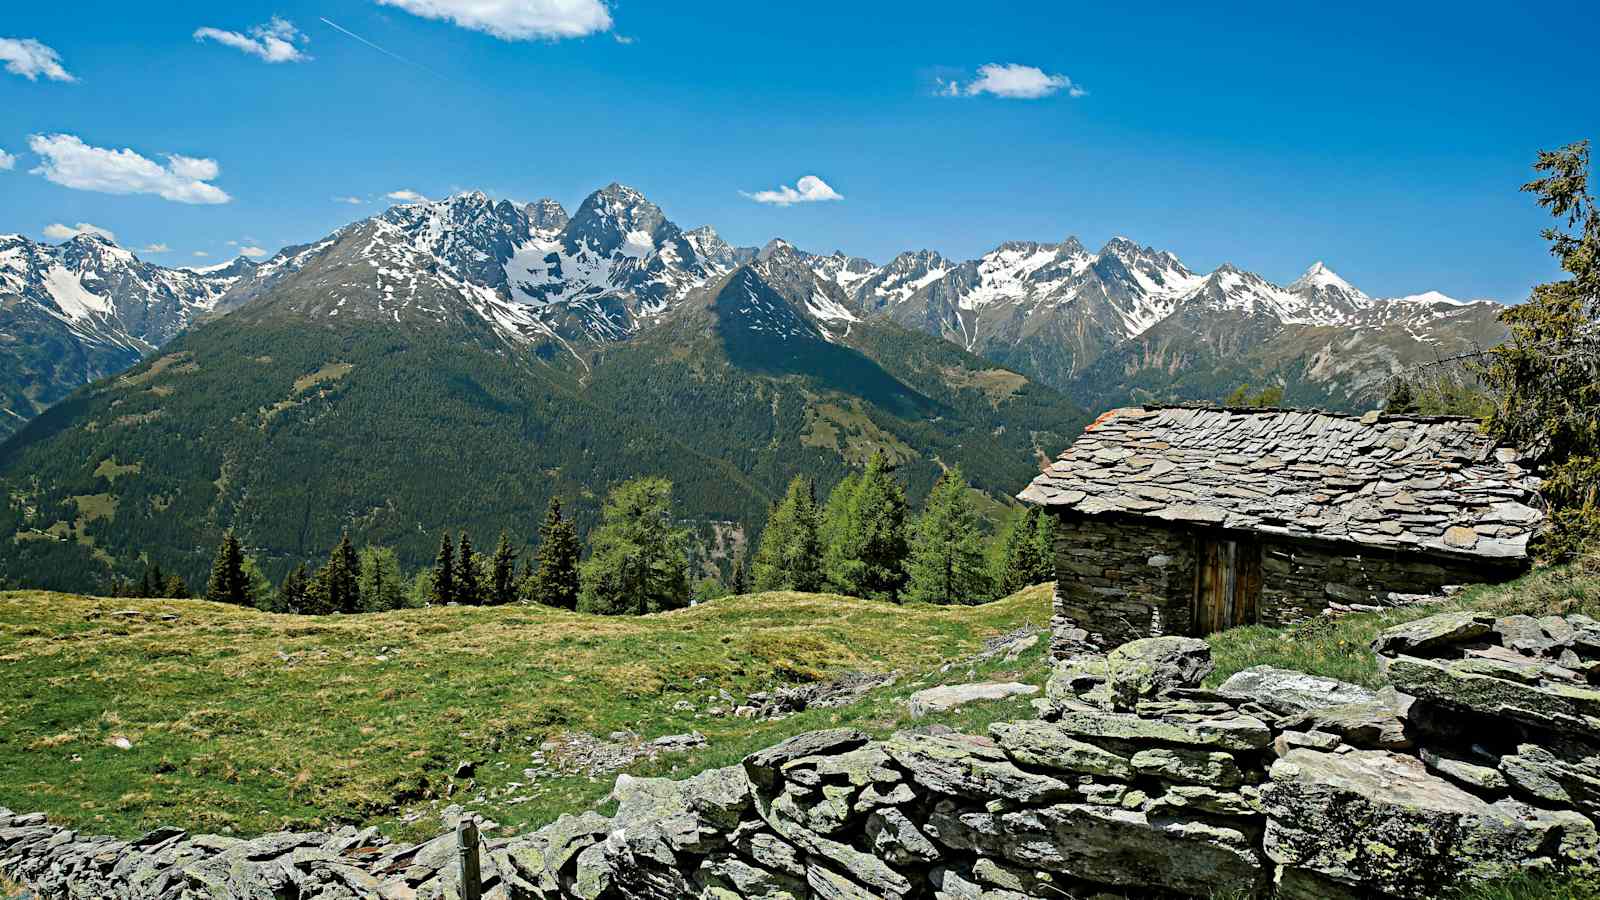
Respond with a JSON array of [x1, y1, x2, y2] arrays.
[[1018, 405, 1543, 561]]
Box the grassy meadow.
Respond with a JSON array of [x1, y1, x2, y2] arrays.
[[0, 584, 1054, 841]]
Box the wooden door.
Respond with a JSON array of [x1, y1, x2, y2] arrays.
[[1194, 535, 1261, 634]]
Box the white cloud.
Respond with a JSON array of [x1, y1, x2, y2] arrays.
[[941, 63, 1085, 100], [193, 17, 310, 63], [333, 195, 365, 205], [140, 243, 171, 254], [239, 246, 269, 258], [387, 189, 428, 202], [43, 222, 116, 242], [192, 250, 211, 258], [27, 134, 231, 204], [0, 149, 15, 170], [374, 0, 613, 41], [0, 37, 76, 82], [742, 175, 843, 207]]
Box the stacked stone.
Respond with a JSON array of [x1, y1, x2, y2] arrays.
[[0, 814, 406, 899], [10, 620, 1600, 899]]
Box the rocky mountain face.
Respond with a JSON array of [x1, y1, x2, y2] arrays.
[[0, 233, 247, 438], [802, 239, 1507, 410]]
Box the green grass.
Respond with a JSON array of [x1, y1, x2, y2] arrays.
[[1204, 557, 1600, 688], [1460, 872, 1600, 900], [0, 584, 1053, 842]]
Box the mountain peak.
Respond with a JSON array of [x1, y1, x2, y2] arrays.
[[524, 198, 570, 232], [756, 238, 797, 261], [1289, 260, 1364, 298]]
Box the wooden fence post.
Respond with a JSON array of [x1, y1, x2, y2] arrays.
[[456, 816, 482, 900]]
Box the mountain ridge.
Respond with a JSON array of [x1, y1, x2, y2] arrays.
[[1, 183, 1507, 442]]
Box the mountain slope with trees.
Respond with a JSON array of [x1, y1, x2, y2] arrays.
[[0, 208, 1085, 593]]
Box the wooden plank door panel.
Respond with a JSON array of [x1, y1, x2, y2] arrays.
[[1194, 534, 1261, 635]]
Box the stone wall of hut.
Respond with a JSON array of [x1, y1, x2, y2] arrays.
[[1050, 511, 1522, 657]]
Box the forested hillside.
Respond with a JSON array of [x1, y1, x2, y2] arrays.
[[0, 258, 1085, 593]]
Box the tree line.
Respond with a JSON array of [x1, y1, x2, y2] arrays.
[[139, 450, 1054, 616]]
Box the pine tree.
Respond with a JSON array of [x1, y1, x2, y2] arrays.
[[304, 533, 360, 614], [205, 529, 249, 605], [751, 475, 823, 592], [729, 555, 749, 595], [531, 497, 581, 609], [140, 561, 165, 598], [273, 563, 310, 614], [906, 466, 992, 605], [431, 531, 455, 606], [455, 532, 482, 605], [359, 546, 405, 612], [331, 532, 362, 613], [996, 506, 1055, 596], [826, 452, 908, 602], [164, 573, 190, 599], [578, 478, 690, 616], [490, 531, 518, 605]]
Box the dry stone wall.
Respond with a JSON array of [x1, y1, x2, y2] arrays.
[[7, 613, 1600, 899], [1048, 515, 1196, 653]]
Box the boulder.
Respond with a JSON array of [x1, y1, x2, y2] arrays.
[[501, 811, 611, 895], [744, 730, 869, 790], [1050, 708, 1272, 752], [882, 732, 1075, 805], [989, 720, 1134, 780], [1420, 747, 1509, 793], [1285, 701, 1411, 751], [692, 853, 805, 900], [1043, 655, 1109, 704], [926, 800, 1263, 897], [864, 807, 941, 865], [1104, 637, 1214, 709], [1387, 655, 1600, 736], [1499, 743, 1600, 816], [1217, 666, 1378, 717], [908, 682, 1040, 718], [1129, 748, 1243, 787], [1371, 612, 1494, 656], [1262, 748, 1573, 897], [1494, 615, 1563, 656]]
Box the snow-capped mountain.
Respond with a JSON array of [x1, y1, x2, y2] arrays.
[[0, 182, 1510, 440], [796, 235, 1505, 406], [0, 233, 247, 436]]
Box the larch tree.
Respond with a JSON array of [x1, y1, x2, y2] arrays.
[[906, 466, 992, 605], [578, 477, 690, 616], [827, 452, 909, 602], [751, 475, 823, 592], [1478, 140, 1600, 560]]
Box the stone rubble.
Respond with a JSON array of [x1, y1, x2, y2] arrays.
[[7, 617, 1600, 898]]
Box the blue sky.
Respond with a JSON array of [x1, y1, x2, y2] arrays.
[[1, 0, 1595, 301]]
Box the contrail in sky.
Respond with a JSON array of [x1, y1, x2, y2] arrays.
[[318, 16, 435, 74]]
